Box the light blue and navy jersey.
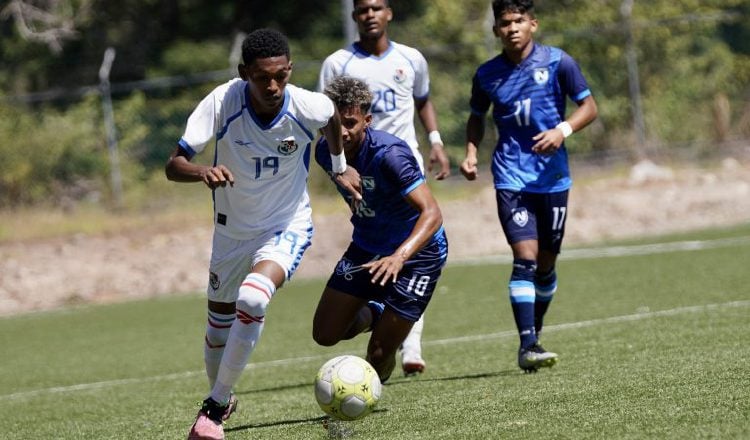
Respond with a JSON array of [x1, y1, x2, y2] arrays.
[[470, 43, 592, 193], [316, 128, 443, 255]]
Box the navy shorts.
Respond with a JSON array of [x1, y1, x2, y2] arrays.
[[495, 189, 569, 253], [326, 232, 448, 322]]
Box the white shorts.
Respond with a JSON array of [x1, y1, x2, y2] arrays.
[[206, 213, 314, 303]]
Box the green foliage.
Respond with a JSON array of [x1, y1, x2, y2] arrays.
[[1, 0, 749, 207], [0, 97, 106, 206]]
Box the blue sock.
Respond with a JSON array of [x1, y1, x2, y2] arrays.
[[509, 259, 537, 349], [534, 268, 557, 334]]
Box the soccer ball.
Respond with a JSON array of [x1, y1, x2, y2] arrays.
[[314, 355, 382, 421]]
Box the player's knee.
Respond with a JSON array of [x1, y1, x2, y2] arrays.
[[236, 273, 275, 318], [312, 327, 339, 347]]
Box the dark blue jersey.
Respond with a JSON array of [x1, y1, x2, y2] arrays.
[[316, 128, 438, 255], [470, 43, 592, 193]]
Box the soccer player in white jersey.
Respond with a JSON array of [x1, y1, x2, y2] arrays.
[[166, 28, 360, 440], [318, 0, 449, 377]]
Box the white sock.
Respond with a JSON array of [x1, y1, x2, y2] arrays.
[[204, 311, 235, 390], [211, 273, 276, 404], [401, 314, 424, 360]]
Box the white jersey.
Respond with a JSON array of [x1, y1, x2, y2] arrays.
[[179, 79, 334, 240], [318, 40, 430, 171]]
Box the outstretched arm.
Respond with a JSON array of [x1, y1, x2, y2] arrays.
[[415, 97, 450, 180], [362, 183, 443, 285], [321, 106, 362, 201]]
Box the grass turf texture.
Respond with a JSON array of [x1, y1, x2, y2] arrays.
[[1, 225, 749, 439]]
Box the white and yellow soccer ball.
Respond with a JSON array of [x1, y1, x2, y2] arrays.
[[314, 355, 382, 421]]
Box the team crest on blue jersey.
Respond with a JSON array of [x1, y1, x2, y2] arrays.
[[362, 176, 376, 191], [393, 68, 407, 83], [209, 271, 220, 290], [512, 208, 529, 227], [533, 68, 549, 85], [277, 136, 298, 155]]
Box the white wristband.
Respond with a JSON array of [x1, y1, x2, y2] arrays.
[[428, 130, 443, 145], [556, 121, 573, 138], [330, 151, 347, 174]]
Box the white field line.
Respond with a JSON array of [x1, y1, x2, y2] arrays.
[[451, 235, 750, 266], [5, 299, 749, 401]]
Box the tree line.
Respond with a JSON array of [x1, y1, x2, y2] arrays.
[[1, 0, 748, 207]]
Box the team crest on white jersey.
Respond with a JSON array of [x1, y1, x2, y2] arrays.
[[512, 208, 529, 227], [362, 176, 376, 191], [277, 136, 298, 155], [393, 68, 407, 83], [533, 68, 549, 85]]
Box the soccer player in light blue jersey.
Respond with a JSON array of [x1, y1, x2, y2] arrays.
[[312, 75, 448, 383], [460, 0, 598, 372], [319, 0, 451, 375], [166, 29, 361, 440]]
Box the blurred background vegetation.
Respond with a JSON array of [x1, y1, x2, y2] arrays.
[[0, 0, 749, 210]]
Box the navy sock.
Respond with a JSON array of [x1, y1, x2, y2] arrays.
[[534, 268, 557, 334], [509, 259, 537, 349]]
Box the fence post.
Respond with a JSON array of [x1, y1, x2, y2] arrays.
[[98, 47, 123, 208], [621, 0, 648, 159], [341, 0, 356, 43]]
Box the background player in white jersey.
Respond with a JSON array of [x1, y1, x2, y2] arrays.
[[165, 28, 360, 440], [313, 75, 448, 383], [461, 0, 598, 373], [318, 0, 449, 376]]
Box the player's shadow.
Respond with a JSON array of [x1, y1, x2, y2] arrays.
[[386, 368, 519, 386], [224, 408, 389, 433], [224, 370, 514, 433]]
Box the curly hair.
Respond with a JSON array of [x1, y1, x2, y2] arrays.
[[241, 28, 290, 65], [492, 0, 534, 18], [323, 76, 373, 114]]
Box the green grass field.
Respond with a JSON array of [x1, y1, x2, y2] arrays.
[[2, 225, 749, 439]]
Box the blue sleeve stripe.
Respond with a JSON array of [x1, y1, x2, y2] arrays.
[[573, 89, 591, 102], [401, 178, 424, 196], [177, 139, 196, 159], [216, 106, 246, 141], [287, 113, 315, 141]]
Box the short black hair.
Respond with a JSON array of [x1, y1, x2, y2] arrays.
[[241, 28, 290, 65], [323, 76, 373, 114], [492, 0, 534, 19]]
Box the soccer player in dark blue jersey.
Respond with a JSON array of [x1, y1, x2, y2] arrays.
[[313, 75, 448, 382], [460, 0, 598, 372]]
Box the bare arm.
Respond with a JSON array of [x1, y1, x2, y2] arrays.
[[460, 112, 486, 181], [165, 147, 234, 189], [362, 183, 443, 285], [320, 106, 362, 201], [531, 95, 599, 155], [415, 96, 450, 180]]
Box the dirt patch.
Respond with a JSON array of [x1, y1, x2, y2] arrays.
[[2, 157, 749, 317]]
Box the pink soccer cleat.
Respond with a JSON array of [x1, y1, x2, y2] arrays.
[[187, 396, 235, 440]]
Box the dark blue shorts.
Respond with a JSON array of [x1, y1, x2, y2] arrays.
[[326, 232, 448, 322], [495, 189, 569, 253]]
